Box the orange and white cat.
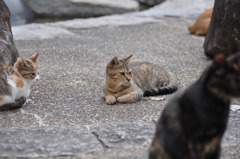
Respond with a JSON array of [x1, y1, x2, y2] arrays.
[[188, 8, 213, 36], [0, 53, 39, 111]]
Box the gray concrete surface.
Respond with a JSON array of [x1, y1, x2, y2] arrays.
[[0, 0, 239, 158]]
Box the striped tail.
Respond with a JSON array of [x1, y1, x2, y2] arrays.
[[143, 85, 178, 97]]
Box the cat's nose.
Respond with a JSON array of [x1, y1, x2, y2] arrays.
[[35, 74, 40, 81], [126, 77, 130, 82]]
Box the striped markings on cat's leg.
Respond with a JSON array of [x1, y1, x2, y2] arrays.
[[117, 91, 141, 103], [105, 95, 117, 105]]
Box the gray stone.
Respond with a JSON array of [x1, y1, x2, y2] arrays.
[[0, 0, 19, 65], [5, 0, 34, 26], [137, 0, 165, 7], [204, 0, 240, 58], [138, 0, 214, 19], [91, 122, 155, 148], [0, 126, 103, 157], [12, 24, 74, 40], [81, 148, 149, 159], [23, 0, 139, 19], [11, 0, 215, 40]]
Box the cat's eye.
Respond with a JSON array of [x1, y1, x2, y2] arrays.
[[111, 73, 117, 77], [30, 73, 36, 76], [129, 72, 132, 75], [120, 72, 125, 76]]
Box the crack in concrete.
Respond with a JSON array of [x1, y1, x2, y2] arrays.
[[91, 131, 109, 149]]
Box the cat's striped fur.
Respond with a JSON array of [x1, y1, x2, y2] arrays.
[[103, 55, 178, 104], [0, 53, 39, 111]]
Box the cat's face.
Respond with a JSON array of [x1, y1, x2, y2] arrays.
[[208, 53, 240, 98], [106, 55, 133, 87], [14, 53, 39, 82]]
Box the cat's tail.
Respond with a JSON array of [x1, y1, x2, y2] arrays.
[[143, 73, 178, 97], [143, 84, 178, 97]]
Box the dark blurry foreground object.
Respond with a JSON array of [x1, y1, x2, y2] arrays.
[[149, 53, 240, 159], [0, 0, 19, 65], [204, 0, 240, 58], [188, 8, 213, 36]]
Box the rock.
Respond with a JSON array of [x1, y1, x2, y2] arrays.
[[137, 0, 165, 7], [5, 0, 34, 26], [23, 0, 139, 19], [0, 0, 19, 65], [0, 126, 103, 157], [137, 0, 214, 19], [13, 24, 74, 40], [204, 0, 240, 58], [90, 122, 155, 148]]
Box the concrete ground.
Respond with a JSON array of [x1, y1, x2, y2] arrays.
[[0, 0, 239, 158]]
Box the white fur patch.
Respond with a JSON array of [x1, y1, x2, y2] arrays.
[[35, 74, 40, 81], [7, 77, 31, 100], [1, 74, 35, 106], [7, 78, 17, 99], [15, 79, 31, 99], [0, 95, 14, 106]]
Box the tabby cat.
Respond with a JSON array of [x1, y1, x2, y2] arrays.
[[188, 8, 213, 36], [0, 53, 39, 111], [149, 53, 240, 159], [103, 55, 178, 104]]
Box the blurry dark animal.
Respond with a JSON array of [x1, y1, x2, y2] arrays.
[[149, 53, 240, 159]]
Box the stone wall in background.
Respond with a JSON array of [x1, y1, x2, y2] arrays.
[[22, 0, 166, 22], [23, 0, 140, 19], [5, 0, 33, 25]]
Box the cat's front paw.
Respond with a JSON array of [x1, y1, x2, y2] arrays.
[[105, 95, 117, 105], [116, 96, 125, 103]]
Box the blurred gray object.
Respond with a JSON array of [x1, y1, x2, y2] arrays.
[[204, 0, 240, 58], [5, 0, 33, 25], [137, 0, 165, 7], [23, 0, 139, 19], [0, 0, 19, 65]]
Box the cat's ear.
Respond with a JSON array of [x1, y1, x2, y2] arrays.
[[15, 57, 27, 67], [29, 53, 38, 63], [109, 56, 119, 68], [123, 55, 133, 64], [213, 53, 226, 64]]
